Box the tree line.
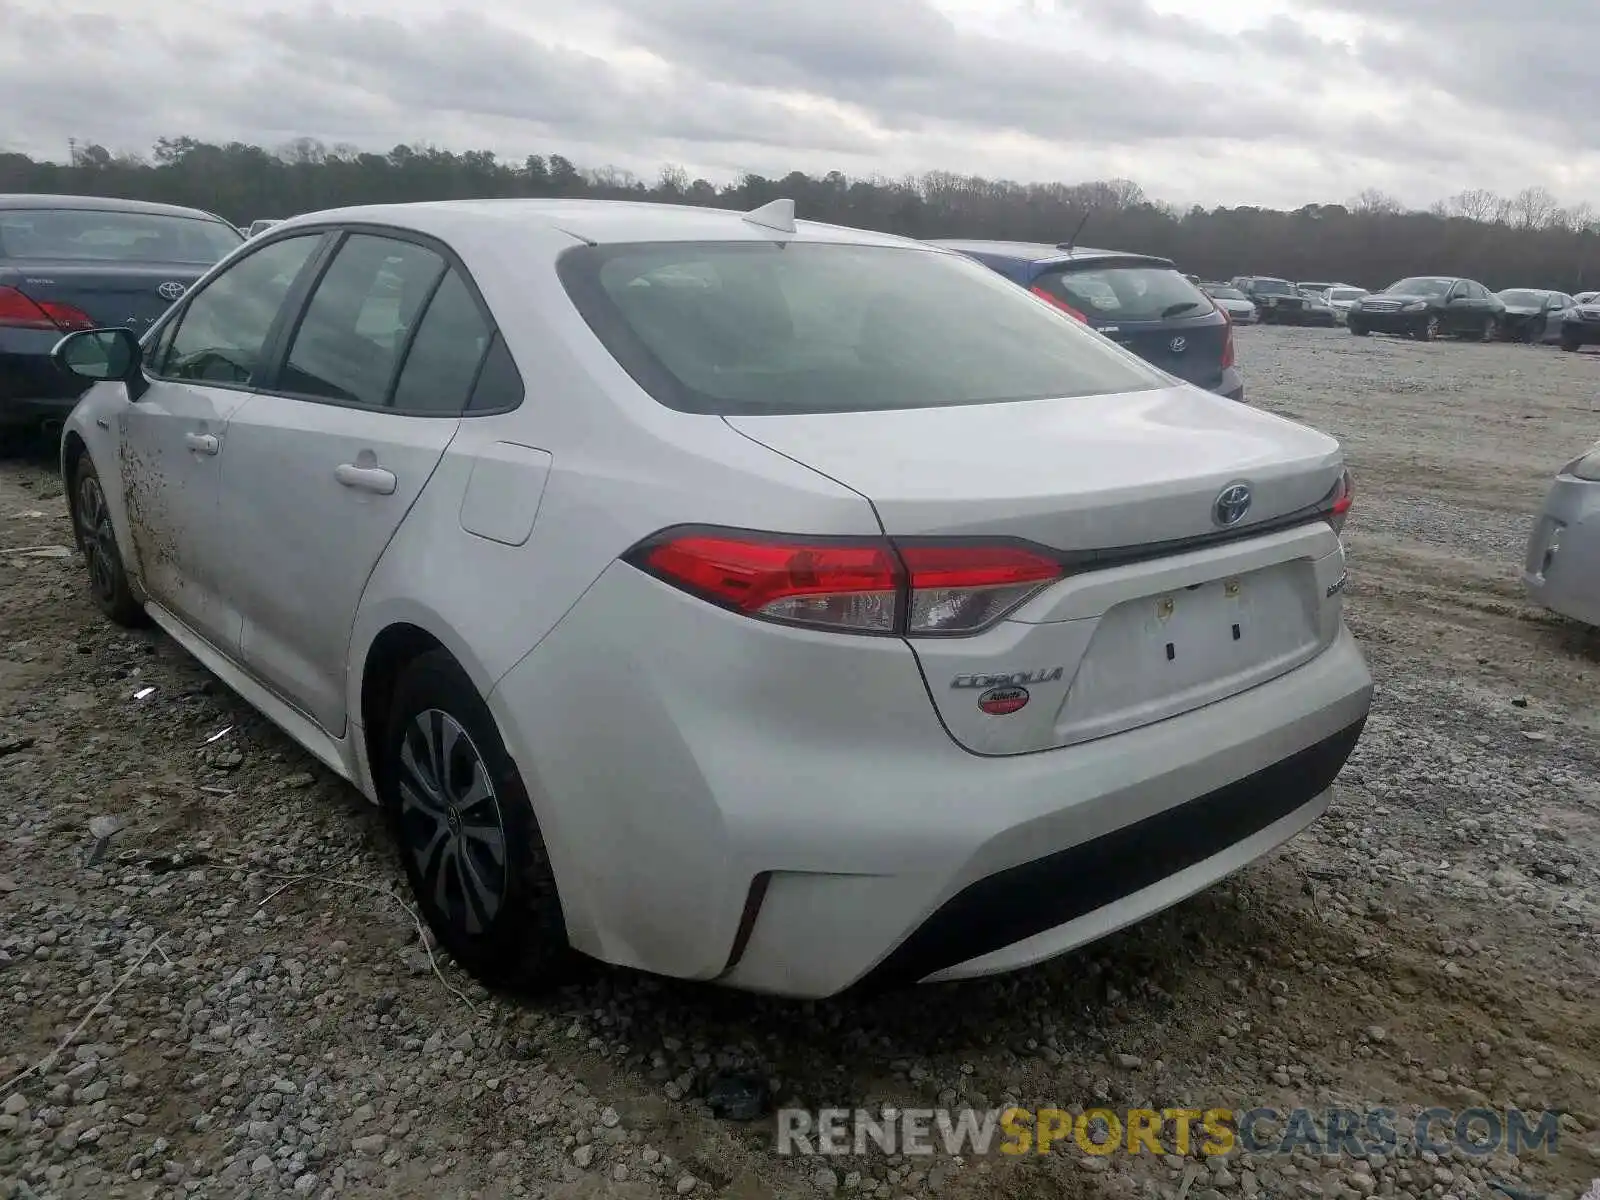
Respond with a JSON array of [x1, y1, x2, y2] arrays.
[[3, 136, 1597, 292]]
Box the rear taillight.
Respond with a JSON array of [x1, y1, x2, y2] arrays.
[[1029, 285, 1088, 322], [0, 285, 95, 332], [628, 530, 1065, 636], [1220, 311, 1236, 370], [1323, 468, 1353, 534]]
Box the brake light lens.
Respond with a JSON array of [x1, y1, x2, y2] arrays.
[[629, 530, 1065, 636], [1323, 468, 1353, 534], [0, 285, 95, 332], [1220, 310, 1236, 370], [1029, 285, 1087, 322]]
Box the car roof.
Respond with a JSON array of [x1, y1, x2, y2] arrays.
[[928, 239, 1174, 268], [0, 193, 231, 223], [268, 198, 928, 249]]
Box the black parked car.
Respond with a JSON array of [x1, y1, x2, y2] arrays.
[[938, 240, 1245, 400], [1229, 276, 1307, 324], [1346, 276, 1504, 342], [0, 193, 242, 443], [1559, 296, 1600, 352]]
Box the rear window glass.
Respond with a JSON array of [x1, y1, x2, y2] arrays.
[[557, 242, 1169, 416], [1034, 266, 1214, 323], [0, 208, 241, 263], [1249, 279, 1295, 295]]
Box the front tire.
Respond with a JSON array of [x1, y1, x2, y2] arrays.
[[1350, 324, 1369, 337], [1524, 318, 1545, 344], [72, 456, 146, 627], [381, 649, 578, 993], [1415, 314, 1440, 341], [1561, 337, 1581, 352]]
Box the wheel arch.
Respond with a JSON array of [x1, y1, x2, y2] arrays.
[[60, 431, 90, 552]]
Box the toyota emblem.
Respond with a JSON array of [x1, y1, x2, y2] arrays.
[[1213, 482, 1252, 527], [1169, 336, 1187, 353], [157, 281, 187, 301]]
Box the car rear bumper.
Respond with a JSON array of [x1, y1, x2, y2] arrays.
[[1213, 367, 1245, 402], [490, 562, 1373, 998], [1524, 473, 1600, 626], [0, 331, 90, 425]]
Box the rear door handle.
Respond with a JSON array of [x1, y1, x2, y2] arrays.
[[185, 432, 220, 455], [335, 463, 397, 495]]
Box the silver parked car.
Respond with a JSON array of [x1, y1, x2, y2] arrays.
[[1496, 289, 1575, 344], [1204, 285, 1258, 324], [1323, 287, 1368, 324], [1525, 441, 1600, 626], [51, 197, 1371, 999]]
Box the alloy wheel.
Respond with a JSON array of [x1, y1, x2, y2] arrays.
[[396, 709, 509, 935]]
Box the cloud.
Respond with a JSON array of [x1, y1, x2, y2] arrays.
[[1, 0, 1596, 212]]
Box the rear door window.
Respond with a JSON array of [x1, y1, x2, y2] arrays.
[[279, 234, 446, 407], [388, 268, 494, 415], [1033, 265, 1215, 323]]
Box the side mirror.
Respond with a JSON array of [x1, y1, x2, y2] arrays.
[[52, 328, 147, 400]]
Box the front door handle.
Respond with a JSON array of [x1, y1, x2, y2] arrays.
[[335, 463, 397, 495], [185, 432, 220, 455]]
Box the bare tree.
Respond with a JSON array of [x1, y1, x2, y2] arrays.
[[1508, 185, 1560, 229], [1350, 188, 1403, 215], [1444, 188, 1500, 222]]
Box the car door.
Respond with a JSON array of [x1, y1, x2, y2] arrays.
[[118, 233, 325, 652], [216, 229, 497, 735], [1441, 280, 1473, 333]]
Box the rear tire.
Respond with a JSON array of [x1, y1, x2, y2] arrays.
[[72, 456, 146, 627], [1561, 335, 1581, 352], [380, 649, 579, 994]]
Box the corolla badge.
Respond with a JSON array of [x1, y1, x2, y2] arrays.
[[1169, 336, 1187, 353], [157, 281, 187, 301], [1213, 481, 1252, 527]]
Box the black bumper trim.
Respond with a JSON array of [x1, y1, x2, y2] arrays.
[[856, 716, 1366, 990]]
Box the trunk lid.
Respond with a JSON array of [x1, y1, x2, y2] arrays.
[[0, 259, 212, 333], [727, 386, 1349, 755], [1096, 312, 1229, 390]]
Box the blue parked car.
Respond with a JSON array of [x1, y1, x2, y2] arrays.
[[933, 240, 1245, 402]]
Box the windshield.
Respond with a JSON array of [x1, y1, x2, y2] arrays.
[[1251, 279, 1294, 295], [0, 207, 242, 264], [558, 241, 1172, 416], [1385, 277, 1452, 297], [1209, 287, 1247, 300], [1497, 290, 1546, 307], [1328, 288, 1366, 302], [1033, 264, 1214, 323]]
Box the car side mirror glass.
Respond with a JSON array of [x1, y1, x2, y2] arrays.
[[53, 328, 138, 381]]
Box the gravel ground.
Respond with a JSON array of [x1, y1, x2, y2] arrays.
[[2, 325, 1599, 1200]]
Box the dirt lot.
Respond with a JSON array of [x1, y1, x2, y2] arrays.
[[2, 325, 1598, 1200]]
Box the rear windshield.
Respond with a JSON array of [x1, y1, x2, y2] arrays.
[[0, 208, 242, 264], [557, 241, 1170, 416], [1250, 279, 1295, 295], [1033, 265, 1214, 323]]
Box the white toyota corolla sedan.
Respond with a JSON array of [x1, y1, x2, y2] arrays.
[[53, 198, 1373, 998]]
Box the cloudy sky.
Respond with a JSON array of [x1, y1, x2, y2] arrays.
[[3, 0, 1594, 211]]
